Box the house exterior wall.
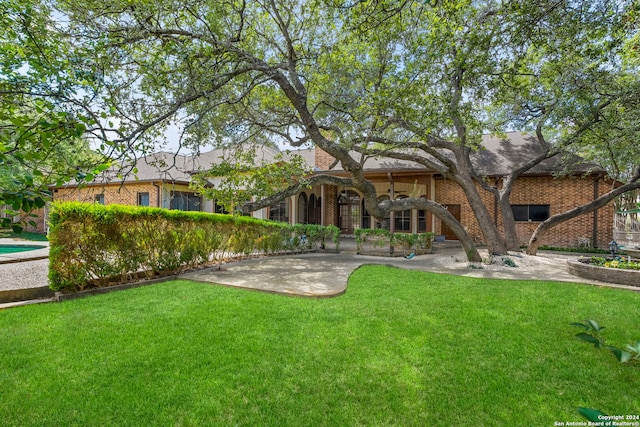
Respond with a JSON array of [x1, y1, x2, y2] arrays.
[[2, 205, 48, 234], [54, 182, 164, 208], [434, 175, 615, 248], [323, 185, 338, 227], [41, 146, 616, 249], [506, 175, 614, 249]]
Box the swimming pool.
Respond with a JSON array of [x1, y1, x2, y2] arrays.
[[0, 245, 46, 255]]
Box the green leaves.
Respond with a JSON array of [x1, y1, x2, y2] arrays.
[[191, 148, 312, 215], [1, 0, 111, 231], [578, 407, 608, 422], [575, 332, 604, 348], [47, 202, 340, 291], [571, 319, 639, 365]]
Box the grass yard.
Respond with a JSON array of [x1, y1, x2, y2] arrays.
[[1, 265, 639, 426]]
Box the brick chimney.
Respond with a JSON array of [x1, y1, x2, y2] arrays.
[[314, 147, 335, 171]]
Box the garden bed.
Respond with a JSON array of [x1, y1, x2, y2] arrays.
[[566, 258, 640, 287]]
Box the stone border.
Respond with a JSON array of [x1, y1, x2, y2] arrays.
[[0, 240, 49, 264], [622, 247, 640, 259], [53, 275, 179, 302], [566, 259, 640, 288], [0, 286, 55, 304]]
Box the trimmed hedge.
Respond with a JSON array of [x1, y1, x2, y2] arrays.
[[355, 228, 435, 256], [48, 202, 340, 292]]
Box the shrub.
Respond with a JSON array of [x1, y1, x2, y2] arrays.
[[48, 202, 339, 292], [588, 256, 640, 271], [355, 228, 434, 255]]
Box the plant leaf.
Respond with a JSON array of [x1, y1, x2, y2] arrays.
[[587, 319, 603, 332], [611, 348, 632, 363], [570, 322, 589, 330], [575, 333, 601, 347], [625, 342, 640, 354], [578, 407, 608, 422]]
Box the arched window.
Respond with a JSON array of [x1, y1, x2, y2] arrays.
[[298, 193, 308, 224], [308, 194, 318, 224], [269, 199, 289, 223]]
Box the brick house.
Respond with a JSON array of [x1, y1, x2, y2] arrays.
[[50, 132, 615, 249]]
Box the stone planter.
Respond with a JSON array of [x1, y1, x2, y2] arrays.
[[622, 247, 640, 259], [566, 259, 640, 287], [357, 238, 432, 257]]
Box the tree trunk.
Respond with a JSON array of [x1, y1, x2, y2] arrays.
[[498, 194, 521, 252], [459, 179, 508, 254]]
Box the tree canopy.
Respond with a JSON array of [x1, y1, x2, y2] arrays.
[[0, 0, 114, 230], [4, 0, 639, 257]]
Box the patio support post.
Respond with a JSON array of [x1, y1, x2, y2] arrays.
[[320, 184, 326, 226], [388, 172, 395, 255], [291, 195, 298, 225]]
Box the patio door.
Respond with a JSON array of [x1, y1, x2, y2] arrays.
[[441, 204, 461, 240], [338, 190, 361, 234]]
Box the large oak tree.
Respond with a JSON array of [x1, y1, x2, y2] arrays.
[[42, 0, 640, 259]]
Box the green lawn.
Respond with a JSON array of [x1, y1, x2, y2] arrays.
[[1, 266, 639, 426]]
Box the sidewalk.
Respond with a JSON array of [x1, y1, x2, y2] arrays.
[[2, 238, 637, 308], [179, 240, 634, 297]]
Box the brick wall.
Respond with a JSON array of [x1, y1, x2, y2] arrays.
[[1, 204, 48, 234], [314, 148, 335, 171], [54, 182, 163, 207], [507, 175, 614, 249], [323, 185, 338, 227], [434, 175, 615, 248]]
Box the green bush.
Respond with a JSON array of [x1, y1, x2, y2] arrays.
[[355, 228, 434, 255], [48, 202, 340, 292]]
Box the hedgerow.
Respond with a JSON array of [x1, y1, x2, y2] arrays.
[[354, 228, 434, 256], [48, 202, 340, 292]]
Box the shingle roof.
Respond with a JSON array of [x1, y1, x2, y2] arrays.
[[318, 132, 604, 176], [58, 145, 285, 187], [58, 132, 603, 188], [472, 132, 602, 176]]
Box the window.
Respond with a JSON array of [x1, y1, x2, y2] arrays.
[[308, 194, 319, 224], [511, 204, 550, 222], [269, 200, 289, 223], [361, 199, 371, 229], [214, 202, 228, 214], [137, 192, 150, 207], [394, 197, 411, 232], [95, 194, 104, 205], [418, 195, 429, 232], [298, 193, 308, 224], [170, 191, 201, 211]]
